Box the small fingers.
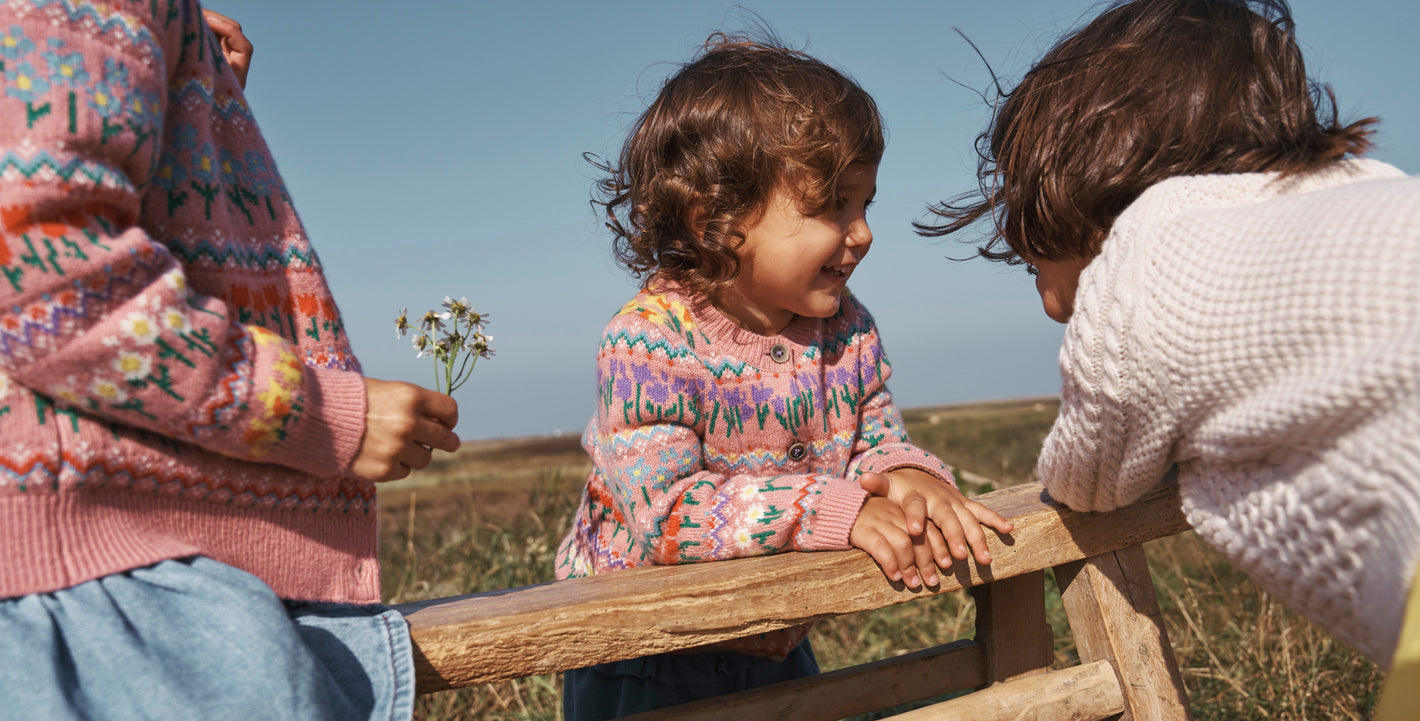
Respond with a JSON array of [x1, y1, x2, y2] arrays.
[[902, 491, 927, 535], [971, 501, 1016, 534], [859, 471, 891, 497], [924, 522, 952, 572], [912, 531, 938, 587]]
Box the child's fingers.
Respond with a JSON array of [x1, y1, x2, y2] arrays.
[[912, 531, 938, 587], [901, 491, 927, 535], [859, 471, 891, 497], [929, 502, 971, 561], [924, 522, 953, 571], [859, 529, 918, 588], [969, 500, 1016, 534], [954, 502, 998, 566]]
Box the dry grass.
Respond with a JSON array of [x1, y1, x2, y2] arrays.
[[378, 399, 1383, 720]]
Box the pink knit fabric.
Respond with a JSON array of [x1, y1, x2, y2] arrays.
[[556, 287, 955, 657], [0, 1, 375, 602]]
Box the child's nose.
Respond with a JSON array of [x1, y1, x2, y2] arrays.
[[846, 216, 872, 248]]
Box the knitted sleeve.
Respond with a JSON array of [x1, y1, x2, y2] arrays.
[[839, 296, 956, 486], [1036, 215, 1180, 512], [588, 310, 869, 564], [0, 3, 365, 477]]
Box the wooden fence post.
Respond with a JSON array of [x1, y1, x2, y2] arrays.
[[972, 570, 1055, 684], [1055, 546, 1191, 721]]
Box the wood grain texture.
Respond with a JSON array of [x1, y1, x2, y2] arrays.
[[1056, 547, 1192, 721], [972, 571, 1054, 683], [397, 481, 1188, 691], [613, 641, 987, 721], [887, 660, 1126, 721]]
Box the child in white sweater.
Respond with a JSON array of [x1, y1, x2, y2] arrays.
[[921, 0, 1419, 669]]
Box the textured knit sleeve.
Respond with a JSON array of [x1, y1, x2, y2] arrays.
[[0, 3, 365, 478], [839, 296, 956, 485], [588, 310, 869, 565], [1036, 213, 1181, 512]]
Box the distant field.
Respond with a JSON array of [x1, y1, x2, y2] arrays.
[[379, 398, 1382, 721]]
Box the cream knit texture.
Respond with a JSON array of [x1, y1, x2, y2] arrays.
[[1040, 159, 1420, 665]]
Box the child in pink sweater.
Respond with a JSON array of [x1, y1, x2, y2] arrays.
[[555, 34, 1013, 720], [0, 4, 457, 719]]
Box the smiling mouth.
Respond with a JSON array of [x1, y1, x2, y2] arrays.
[[822, 264, 853, 278]]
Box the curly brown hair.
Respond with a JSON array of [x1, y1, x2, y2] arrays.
[[917, 0, 1376, 266], [592, 33, 885, 297]]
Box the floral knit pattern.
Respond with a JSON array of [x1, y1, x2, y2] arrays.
[[0, 0, 373, 603], [556, 287, 955, 658]]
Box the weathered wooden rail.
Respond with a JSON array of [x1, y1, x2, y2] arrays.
[[393, 481, 1194, 720]]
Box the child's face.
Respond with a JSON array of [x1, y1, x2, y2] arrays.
[[1031, 256, 1092, 323], [714, 163, 878, 336]]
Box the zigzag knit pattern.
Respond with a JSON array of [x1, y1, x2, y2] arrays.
[[0, 0, 375, 604], [1039, 159, 1420, 666], [556, 287, 956, 659]]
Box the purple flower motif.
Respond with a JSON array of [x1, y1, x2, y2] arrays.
[[630, 362, 655, 384], [750, 384, 774, 405], [671, 375, 704, 397], [643, 380, 670, 405], [613, 373, 635, 402], [4, 60, 49, 103], [0, 26, 35, 61], [771, 396, 787, 416]]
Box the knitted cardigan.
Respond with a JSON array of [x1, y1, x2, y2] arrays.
[[1039, 158, 1420, 665], [555, 286, 955, 658], [0, 1, 375, 602]]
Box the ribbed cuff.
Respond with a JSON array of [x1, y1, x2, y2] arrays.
[[797, 476, 869, 552], [854, 444, 956, 487], [265, 367, 367, 477]]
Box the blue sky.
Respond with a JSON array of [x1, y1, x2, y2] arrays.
[[227, 1, 1418, 440]]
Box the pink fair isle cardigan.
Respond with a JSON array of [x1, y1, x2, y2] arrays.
[[0, 1, 376, 602], [556, 287, 957, 658]]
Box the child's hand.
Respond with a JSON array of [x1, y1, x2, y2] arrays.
[[860, 469, 1014, 570], [203, 9, 252, 89], [850, 496, 932, 589], [347, 378, 460, 482]]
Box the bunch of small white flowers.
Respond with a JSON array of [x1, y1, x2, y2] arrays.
[[394, 296, 494, 394]]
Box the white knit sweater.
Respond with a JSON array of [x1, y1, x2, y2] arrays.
[[1039, 159, 1420, 665]]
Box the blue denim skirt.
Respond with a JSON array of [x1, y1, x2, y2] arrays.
[[0, 556, 415, 721]]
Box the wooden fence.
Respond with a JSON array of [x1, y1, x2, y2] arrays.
[[392, 481, 1194, 720]]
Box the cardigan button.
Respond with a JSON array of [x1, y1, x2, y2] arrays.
[[787, 442, 808, 461], [769, 344, 790, 363]]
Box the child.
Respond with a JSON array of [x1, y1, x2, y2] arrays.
[[921, 0, 1419, 668], [555, 34, 1014, 720], [0, 4, 458, 719]]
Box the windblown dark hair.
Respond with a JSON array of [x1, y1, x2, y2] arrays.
[[591, 33, 885, 296], [917, 0, 1377, 265]]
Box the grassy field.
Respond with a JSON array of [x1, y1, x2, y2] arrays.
[[378, 398, 1383, 720]]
